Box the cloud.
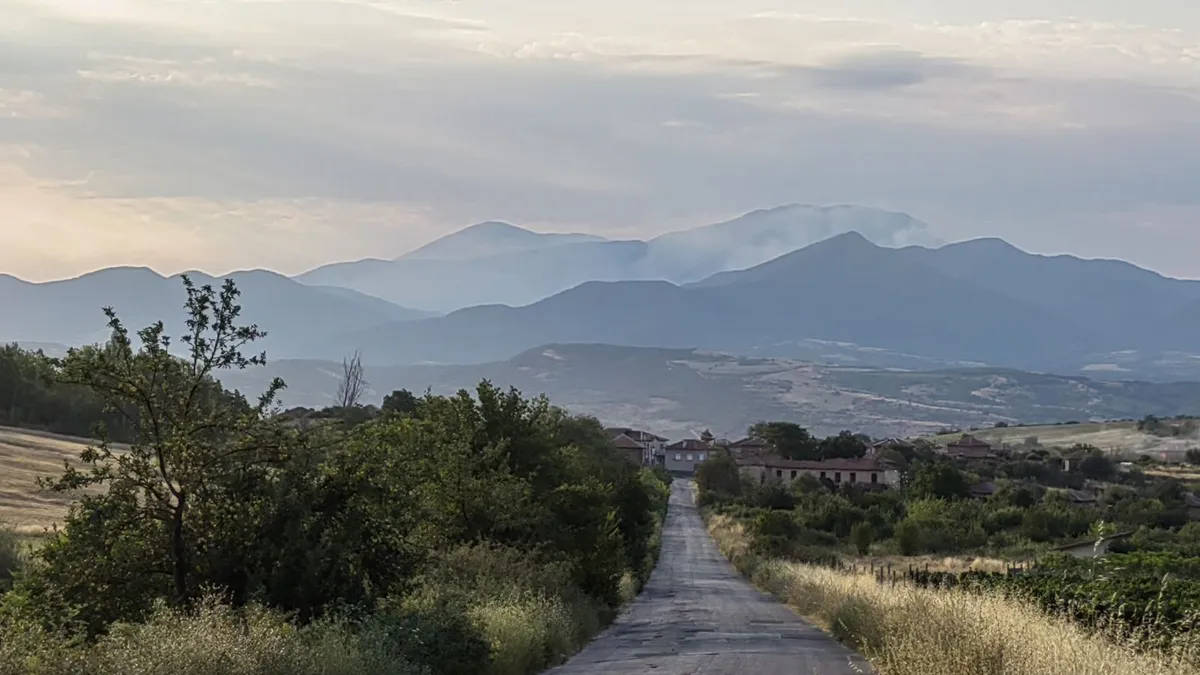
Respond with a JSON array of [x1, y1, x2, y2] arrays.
[[2, 0, 1200, 281]]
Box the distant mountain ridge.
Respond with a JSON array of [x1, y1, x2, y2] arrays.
[[295, 204, 945, 312], [312, 232, 1200, 379], [7, 209, 1200, 383], [213, 343, 1200, 439], [398, 221, 607, 261], [0, 267, 431, 358]]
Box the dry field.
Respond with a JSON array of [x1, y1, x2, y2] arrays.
[[0, 426, 99, 533], [926, 421, 1199, 458], [705, 513, 1200, 675]]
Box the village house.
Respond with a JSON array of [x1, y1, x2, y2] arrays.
[[664, 439, 713, 474], [610, 433, 647, 466], [605, 427, 669, 465], [736, 455, 901, 488], [943, 434, 1004, 461], [725, 436, 771, 459], [1065, 489, 1098, 507], [970, 481, 999, 500]]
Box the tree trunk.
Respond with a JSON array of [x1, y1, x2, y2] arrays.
[[172, 492, 188, 603]]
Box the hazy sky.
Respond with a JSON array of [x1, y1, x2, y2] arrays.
[[3, 0, 1200, 281]]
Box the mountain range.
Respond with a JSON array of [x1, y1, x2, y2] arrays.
[[295, 204, 944, 312], [0, 268, 432, 359], [5, 204, 1200, 383], [315, 231, 1200, 379], [212, 343, 1200, 439]]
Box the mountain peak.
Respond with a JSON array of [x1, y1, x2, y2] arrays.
[[399, 221, 607, 262]]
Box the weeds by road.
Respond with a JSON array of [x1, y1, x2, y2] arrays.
[[706, 513, 1200, 675]]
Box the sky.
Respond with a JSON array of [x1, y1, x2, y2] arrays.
[[2, 0, 1200, 281]]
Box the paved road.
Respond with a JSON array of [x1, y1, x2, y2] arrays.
[[547, 479, 872, 675]]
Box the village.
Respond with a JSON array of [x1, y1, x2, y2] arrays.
[[607, 425, 1200, 551], [603, 426, 1003, 490]]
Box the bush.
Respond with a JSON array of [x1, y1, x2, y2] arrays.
[[368, 603, 490, 675], [850, 522, 873, 555], [0, 597, 432, 675], [0, 525, 21, 591]]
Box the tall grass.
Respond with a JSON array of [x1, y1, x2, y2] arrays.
[[707, 514, 1200, 675], [0, 597, 430, 675]]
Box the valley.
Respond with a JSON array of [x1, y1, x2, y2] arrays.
[[215, 344, 1200, 440]]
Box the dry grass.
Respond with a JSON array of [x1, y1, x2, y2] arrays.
[[845, 554, 1011, 575], [0, 426, 106, 533], [1144, 466, 1200, 483], [925, 421, 1198, 458], [706, 514, 1200, 675]]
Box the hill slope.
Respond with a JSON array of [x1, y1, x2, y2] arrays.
[[0, 268, 429, 358], [315, 232, 1200, 378], [321, 233, 1097, 369], [214, 343, 1200, 440]]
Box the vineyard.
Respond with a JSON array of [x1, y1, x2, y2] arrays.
[[865, 551, 1200, 652]]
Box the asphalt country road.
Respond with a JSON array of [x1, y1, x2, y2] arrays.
[[547, 478, 873, 675]]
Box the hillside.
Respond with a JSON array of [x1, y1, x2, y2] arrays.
[[924, 420, 1199, 458], [214, 343, 1200, 441], [295, 204, 940, 312], [312, 232, 1200, 379], [0, 427, 99, 531], [0, 268, 430, 358]]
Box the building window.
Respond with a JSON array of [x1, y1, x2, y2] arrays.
[[698, 452, 707, 461], [871, 473, 879, 484], [850, 472, 857, 484], [674, 453, 682, 461], [820, 471, 826, 479], [834, 472, 842, 483], [790, 470, 797, 479], [686, 454, 693, 461], [775, 469, 782, 478]]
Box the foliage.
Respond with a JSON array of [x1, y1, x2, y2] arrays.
[[906, 462, 971, 501], [0, 344, 135, 441], [748, 422, 819, 460], [0, 278, 672, 675], [694, 454, 742, 497], [381, 389, 420, 417], [0, 525, 20, 592]]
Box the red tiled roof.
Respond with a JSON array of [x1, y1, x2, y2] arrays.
[[667, 439, 712, 451], [736, 455, 888, 473], [970, 481, 999, 496], [948, 434, 992, 449], [606, 428, 668, 443], [729, 436, 770, 448], [611, 434, 645, 450]]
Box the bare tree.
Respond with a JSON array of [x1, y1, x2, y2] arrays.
[[336, 350, 369, 407]]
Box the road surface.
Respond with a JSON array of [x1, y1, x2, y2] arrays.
[[547, 479, 872, 675]]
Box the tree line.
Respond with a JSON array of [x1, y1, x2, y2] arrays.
[[0, 277, 671, 675]]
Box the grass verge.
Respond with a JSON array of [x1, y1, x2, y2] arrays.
[[705, 513, 1200, 675]]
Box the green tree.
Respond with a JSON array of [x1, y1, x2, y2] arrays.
[[817, 431, 866, 459], [894, 519, 922, 555], [850, 522, 873, 555], [382, 388, 420, 416], [18, 278, 309, 635], [749, 421, 819, 460], [906, 462, 970, 501], [1079, 453, 1116, 481], [695, 453, 742, 497]]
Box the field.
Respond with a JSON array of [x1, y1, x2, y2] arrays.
[[924, 421, 1199, 458], [0, 426, 98, 533], [706, 514, 1200, 675]]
